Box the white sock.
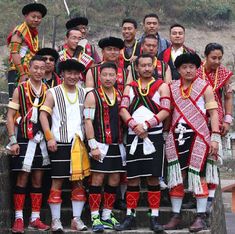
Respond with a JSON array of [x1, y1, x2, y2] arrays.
[[15, 210, 23, 220], [126, 208, 136, 216], [72, 201, 85, 219], [151, 209, 159, 216], [91, 210, 99, 219], [208, 189, 216, 198], [31, 211, 40, 222], [196, 197, 207, 213], [120, 184, 127, 200], [102, 208, 112, 220], [49, 203, 61, 220], [171, 197, 183, 213]]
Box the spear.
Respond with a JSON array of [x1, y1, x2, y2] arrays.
[[63, 0, 71, 18]]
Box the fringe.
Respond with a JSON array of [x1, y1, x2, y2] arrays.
[[167, 161, 183, 189], [206, 159, 219, 185], [188, 168, 202, 195]]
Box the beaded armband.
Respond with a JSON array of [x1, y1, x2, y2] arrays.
[[160, 96, 171, 112], [84, 108, 95, 120], [40, 105, 52, 115], [8, 101, 20, 111], [120, 95, 130, 110], [205, 101, 218, 110]]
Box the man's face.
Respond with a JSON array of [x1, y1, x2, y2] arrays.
[[62, 70, 80, 87], [43, 55, 55, 73], [143, 17, 159, 35], [206, 49, 223, 71], [142, 38, 158, 57], [100, 67, 117, 89], [66, 30, 83, 51], [29, 60, 45, 82], [102, 46, 120, 62], [76, 24, 88, 38], [136, 57, 154, 79], [178, 63, 197, 81], [170, 27, 185, 47], [122, 22, 136, 42], [25, 11, 42, 28]]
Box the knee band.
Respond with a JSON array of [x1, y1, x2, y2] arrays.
[[169, 184, 185, 198], [71, 187, 86, 201], [47, 189, 62, 204]]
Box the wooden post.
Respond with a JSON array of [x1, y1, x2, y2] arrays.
[[232, 187, 235, 213]]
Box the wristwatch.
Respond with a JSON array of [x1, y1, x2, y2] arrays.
[[142, 122, 148, 131]]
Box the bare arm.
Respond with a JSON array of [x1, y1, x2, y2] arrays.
[[164, 65, 172, 84], [125, 65, 134, 85], [85, 69, 94, 88]]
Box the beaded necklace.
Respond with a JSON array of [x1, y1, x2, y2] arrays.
[[62, 83, 78, 104], [100, 86, 116, 106], [137, 78, 155, 96]]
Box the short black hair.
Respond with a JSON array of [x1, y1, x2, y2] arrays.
[[143, 13, 159, 23], [142, 34, 158, 45], [100, 62, 118, 73], [66, 28, 81, 38], [122, 18, 137, 29], [170, 23, 185, 32], [204, 43, 224, 56], [135, 54, 154, 66], [29, 55, 46, 66]]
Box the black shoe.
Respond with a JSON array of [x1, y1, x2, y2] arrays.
[[114, 199, 126, 210], [114, 215, 136, 231], [150, 216, 164, 233], [181, 200, 196, 209]]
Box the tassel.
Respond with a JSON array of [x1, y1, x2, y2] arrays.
[[206, 160, 219, 185], [188, 168, 203, 195], [30, 97, 39, 124], [167, 161, 183, 189]]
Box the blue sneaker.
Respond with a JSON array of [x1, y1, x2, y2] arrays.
[[92, 215, 104, 233], [101, 213, 120, 229]]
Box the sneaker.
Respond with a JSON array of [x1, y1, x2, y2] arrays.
[[115, 215, 136, 231], [92, 215, 104, 233], [12, 218, 24, 233], [71, 217, 87, 231], [51, 218, 64, 232], [28, 218, 50, 231], [101, 213, 120, 229], [150, 216, 164, 233], [159, 180, 168, 190]]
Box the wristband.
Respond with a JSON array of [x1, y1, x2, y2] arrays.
[[224, 114, 233, 124], [126, 117, 137, 130], [45, 129, 54, 141], [211, 133, 221, 143], [88, 138, 98, 150], [145, 115, 160, 129], [9, 135, 17, 145]]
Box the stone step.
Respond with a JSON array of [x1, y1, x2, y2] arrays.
[[20, 206, 201, 229], [0, 91, 9, 104], [6, 228, 211, 234], [0, 103, 7, 119]]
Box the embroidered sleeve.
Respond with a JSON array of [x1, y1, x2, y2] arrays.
[[160, 96, 171, 112]]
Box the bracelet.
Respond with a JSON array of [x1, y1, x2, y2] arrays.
[[211, 133, 221, 143], [224, 114, 233, 124], [45, 129, 54, 141], [126, 117, 138, 130], [88, 138, 98, 150], [145, 115, 160, 129], [9, 135, 17, 145]]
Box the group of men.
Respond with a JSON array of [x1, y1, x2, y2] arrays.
[[6, 2, 233, 234]]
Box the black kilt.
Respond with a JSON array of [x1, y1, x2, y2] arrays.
[[90, 144, 125, 173], [11, 136, 50, 172], [49, 142, 72, 179], [126, 127, 165, 179], [174, 123, 206, 176]]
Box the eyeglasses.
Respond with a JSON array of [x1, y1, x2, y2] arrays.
[[44, 57, 55, 62]]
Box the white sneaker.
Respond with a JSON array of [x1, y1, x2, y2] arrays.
[[71, 217, 87, 231], [51, 218, 63, 232]]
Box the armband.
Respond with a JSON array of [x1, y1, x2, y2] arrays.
[[211, 133, 221, 143], [120, 95, 130, 110], [145, 115, 160, 129], [40, 105, 52, 115], [85, 87, 94, 93], [88, 138, 98, 150], [84, 108, 95, 120], [224, 114, 233, 124], [160, 96, 171, 112], [10, 41, 21, 54], [45, 129, 54, 141], [8, 101, 20, 111], [126, 117, 138, 130], [205, 101, 218, 110], [9, 135, 17, 145]]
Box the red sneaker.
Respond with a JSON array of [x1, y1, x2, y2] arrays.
[[28, 218, 50, 231], [12, 218, 24, 233]]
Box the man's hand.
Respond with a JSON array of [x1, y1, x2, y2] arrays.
[[221, 122, 230, 137], [209, 141, 219, 156], [133, 124, 146, 137], [47, 139, 57, 152], [10, 144, 20, 155], [91, 148, 101, 161]]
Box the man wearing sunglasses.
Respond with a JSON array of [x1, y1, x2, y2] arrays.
[[36, 48, 61, 88]]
